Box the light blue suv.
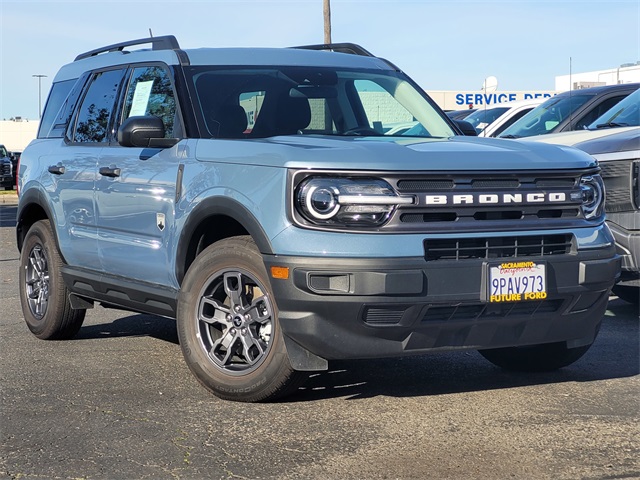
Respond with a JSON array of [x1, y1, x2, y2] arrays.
[[17, 36, 620, 402]]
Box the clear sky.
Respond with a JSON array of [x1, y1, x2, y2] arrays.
[[1, 0, 638, 120]]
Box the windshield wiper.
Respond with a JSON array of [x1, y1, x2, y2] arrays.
[[500, 134, 521, 139], [594, 122, 628, 129]]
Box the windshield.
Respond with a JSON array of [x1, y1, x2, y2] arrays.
[[499, 94, 592, 138], [0, 146, 7, 157], [186, 66, 455, 139], [463, 107, 509, 134], [589, 88, 640, 129]]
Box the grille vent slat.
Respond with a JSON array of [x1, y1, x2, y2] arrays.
[[534, 178, 576, 187], [396, 179, 454, 191], [363, 307, 406, 325], [471, 179, 520, 188]]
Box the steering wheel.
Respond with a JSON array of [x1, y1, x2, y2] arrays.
[[343, 127, 380, 136]]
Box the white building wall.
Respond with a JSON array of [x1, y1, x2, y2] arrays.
[[0, 120, 39, 152], [555, 63, 640, 91]]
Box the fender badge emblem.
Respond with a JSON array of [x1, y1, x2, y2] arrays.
[[157, 213, 166, 231]]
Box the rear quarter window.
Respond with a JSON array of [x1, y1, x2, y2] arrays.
[[38, 79, 78, 138]]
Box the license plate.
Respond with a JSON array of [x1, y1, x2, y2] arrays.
[[488, 261, 547, 302]]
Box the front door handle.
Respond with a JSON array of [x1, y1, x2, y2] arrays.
[[99, 166, 121, 178], [48, 164, 65, 175]]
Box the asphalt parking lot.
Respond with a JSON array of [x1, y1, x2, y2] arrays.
[[1, 197, 639, 480]]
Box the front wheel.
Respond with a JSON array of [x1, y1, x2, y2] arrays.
[[19, 220, 86, 339], [479, 341, 593, 372], [177, 236, 307, 402]]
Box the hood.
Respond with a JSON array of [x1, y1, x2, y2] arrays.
[[574, 127, 640, 155], [194, 135, 597, 171], [517, 126, 637, 147]]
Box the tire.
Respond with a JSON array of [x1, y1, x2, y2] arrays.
[[177, 236, 307, 402], [19, 220, 86, 339], [479, 341, 593, 372], [612, 285, 639, 305]]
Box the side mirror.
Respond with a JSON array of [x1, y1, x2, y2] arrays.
[[117, 116, 179, 148], [455, 120, 478, 136]]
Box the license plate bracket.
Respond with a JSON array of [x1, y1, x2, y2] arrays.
[[488, 261, 547, 303]]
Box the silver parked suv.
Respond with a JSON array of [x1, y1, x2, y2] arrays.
[[16, 36, 620, 402]]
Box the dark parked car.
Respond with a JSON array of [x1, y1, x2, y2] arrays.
[[499, 83, 639, 139], [575, 128, 640, 304], [521, 91, 640, 304], [0, 144, 14, 190], [9, 151, 20, 189]]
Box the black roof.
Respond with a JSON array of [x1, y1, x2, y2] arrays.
[[556, 83, 640, 97]]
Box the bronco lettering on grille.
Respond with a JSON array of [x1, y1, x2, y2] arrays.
[[424, 192, 568, 206]]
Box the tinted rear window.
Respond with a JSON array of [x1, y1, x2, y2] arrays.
[[38, 79, 76, 138]]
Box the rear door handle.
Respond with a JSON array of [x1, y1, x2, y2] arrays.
[[99, 166, 121, 178], [48, 164, 65, 175]]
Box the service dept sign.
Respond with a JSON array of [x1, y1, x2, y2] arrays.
[[426, 90, 558, 110], [454, 92, 555, 107]]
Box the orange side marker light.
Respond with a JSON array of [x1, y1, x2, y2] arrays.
[[270, 266, 290, 280]]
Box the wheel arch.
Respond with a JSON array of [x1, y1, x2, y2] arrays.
[[16, 188, 55, 254], [176, 196, 274, 285]]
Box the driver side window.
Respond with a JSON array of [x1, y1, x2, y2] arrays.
[[122, 66, 177, 137]]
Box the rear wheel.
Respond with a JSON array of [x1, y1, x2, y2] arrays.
[[19, 220, 86, 339], [177, 236, 307, 402], [479, 341, 593, 372]]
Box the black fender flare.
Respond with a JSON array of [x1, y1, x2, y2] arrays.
[[16, 187, 56, 253], [175, 196, 274, 284]]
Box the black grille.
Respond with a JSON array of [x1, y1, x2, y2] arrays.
[[424, 234, 573, 261], [599, 160, 635, 212], [386, 171, 589, 233], [0, 162, 10, 176]]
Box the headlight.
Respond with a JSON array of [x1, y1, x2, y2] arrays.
[[296, 177, 413, 227], [578, 174, 605, 219]]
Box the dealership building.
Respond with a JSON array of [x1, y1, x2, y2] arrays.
[[427, 90, 556, 111]]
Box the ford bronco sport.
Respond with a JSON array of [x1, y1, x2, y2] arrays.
[[17, 36, 620, 402]]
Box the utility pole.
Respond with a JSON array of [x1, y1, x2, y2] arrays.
[[323, 0, 331, 44], [32, 74, 47, 119]]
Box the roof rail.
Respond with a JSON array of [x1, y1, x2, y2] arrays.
[[291, 42, 375, 58], [75, 35, 181, 61], [292, 42, 401, 72]]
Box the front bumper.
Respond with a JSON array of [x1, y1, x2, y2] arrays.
[[264, 246, 620, 364], [607, 216, 640, 285]]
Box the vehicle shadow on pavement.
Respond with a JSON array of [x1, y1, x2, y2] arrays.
[[74, 313, 180, 345], [286, 298, 639, 402], [69, 299, 637, 403]]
